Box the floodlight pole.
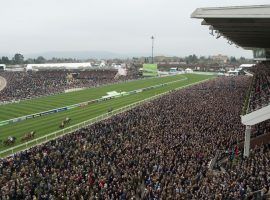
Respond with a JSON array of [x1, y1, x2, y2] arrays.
[[151, 36, 154, 64]]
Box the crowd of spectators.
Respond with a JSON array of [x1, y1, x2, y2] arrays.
[[2, 76, 269, 199], [218, 144, 270, 199], [0, 69, 138, 102], [253, 119, 270, 138], [0, 71, 67, 101], [248, 62, 270, 112]]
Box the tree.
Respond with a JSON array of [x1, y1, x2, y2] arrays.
[[25, 58, 35, 64], [185, 54, 198, 64], [12, 53, 24, 64], [1, 56, 10, 64], [200, 56, 206, 60], [36, 56, 46, 64], [239, 57, 246, 63], [230, 56, 237, 63]]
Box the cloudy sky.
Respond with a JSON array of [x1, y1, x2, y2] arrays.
[[0, 0, 269, 58]]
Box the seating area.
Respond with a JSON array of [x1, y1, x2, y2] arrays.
[[248, 62, 270, 112], [253, 119, 270, 138], [218, 144, 270, 199], [0, 70, 135, 102], [2, 76, 266, 199]]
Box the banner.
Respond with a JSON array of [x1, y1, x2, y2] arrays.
[[0, 121, 9, 127], [143, 64, 158, 77]]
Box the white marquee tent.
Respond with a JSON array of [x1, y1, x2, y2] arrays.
[[26, 63, 92, 71]]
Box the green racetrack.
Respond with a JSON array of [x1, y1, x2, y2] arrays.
[[0, 74, 188, 120], [0, 74, 214, 153]]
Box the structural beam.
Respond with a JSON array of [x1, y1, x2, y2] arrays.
[[244, 125, 251, 157]]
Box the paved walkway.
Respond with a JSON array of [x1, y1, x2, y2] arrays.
[[0, 76, 7, 91]]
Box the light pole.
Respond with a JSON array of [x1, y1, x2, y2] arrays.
[[151, 36, 154, 64]]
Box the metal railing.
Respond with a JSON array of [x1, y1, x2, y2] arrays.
[[0, 77, 213, 158]]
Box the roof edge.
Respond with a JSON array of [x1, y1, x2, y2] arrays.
[[191, 4, 270, 19]]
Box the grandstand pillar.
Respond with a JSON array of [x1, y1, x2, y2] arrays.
[[244, 125, 251, 157]]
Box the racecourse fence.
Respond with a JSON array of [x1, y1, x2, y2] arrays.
[[0, 77, 214, 158], [0, 75, 164, 106], [0, 76, 187, 127]]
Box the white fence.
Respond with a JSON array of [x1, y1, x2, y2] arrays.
[[0, 76, 188, 127], [0, 77, 213, 158], [0, 75, 165, 106]]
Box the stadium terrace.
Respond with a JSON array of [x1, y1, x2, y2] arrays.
[[0, 4, 269, 200]]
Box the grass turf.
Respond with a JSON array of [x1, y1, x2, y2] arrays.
[[0, 75, 188, 121], [0, 74, 214, 153]]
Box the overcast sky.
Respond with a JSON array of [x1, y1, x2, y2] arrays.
[[1, 0, 269, 58]]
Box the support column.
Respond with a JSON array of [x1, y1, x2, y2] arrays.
[[244, 125, 251, 157]]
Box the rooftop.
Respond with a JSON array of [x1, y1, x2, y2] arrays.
[[191, 5, 270, 49]]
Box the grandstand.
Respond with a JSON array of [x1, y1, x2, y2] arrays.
[[0, 4, 270, 200], [26, 62, 92, 71], [192, 4, 270, 156], [192, 4, 270, 199]]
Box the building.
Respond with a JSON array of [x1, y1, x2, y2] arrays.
[[26, 63, 92, 71], [185, 68, 193, 73], [0, 64, 6, 71], [211, 54, 229, 63], [192, 4, 270, 157], [5, 65, 25, 72]]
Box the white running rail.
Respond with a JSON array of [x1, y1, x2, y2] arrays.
[[0, 77, 214, 158]]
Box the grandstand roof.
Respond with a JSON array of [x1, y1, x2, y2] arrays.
[[26, 63, 92, 71], [191, 5, 270, 49]]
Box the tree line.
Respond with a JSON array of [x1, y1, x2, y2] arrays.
[[1, 53, 251, 65], [0, 53, 80, 65]]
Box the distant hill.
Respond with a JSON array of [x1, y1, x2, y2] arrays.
[[0, 51, 151, 60], [24, 51, 130, 60]]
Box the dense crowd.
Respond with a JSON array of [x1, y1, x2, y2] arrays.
[[0, 69, 138, 102], [218, 144, 270, 199], [248, 62, 270, 112], [3, 76, 270, 199], [253, 119, 270, 138], [0, 71, 67, 101]]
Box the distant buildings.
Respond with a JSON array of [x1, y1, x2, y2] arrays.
[[0, 64, 6, 71], [210, 54, 229, 63]]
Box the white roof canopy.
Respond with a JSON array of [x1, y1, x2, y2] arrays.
[[191, 5, 270, 49]]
